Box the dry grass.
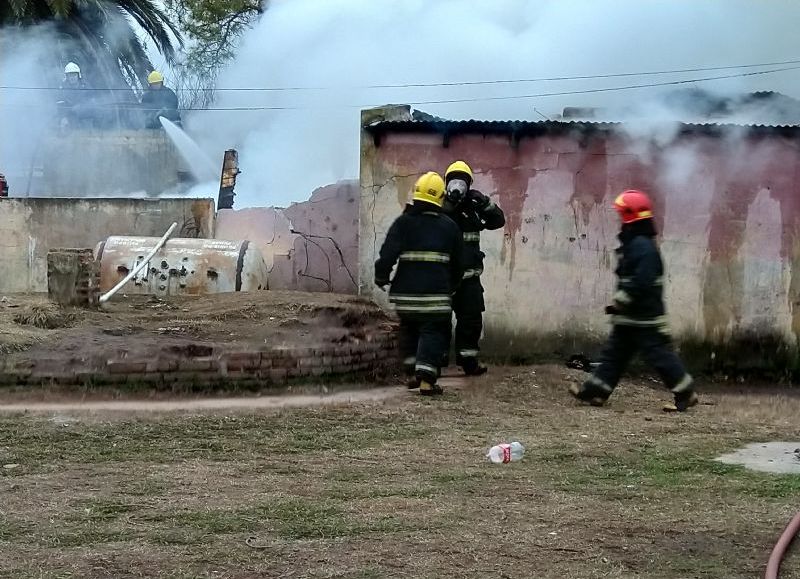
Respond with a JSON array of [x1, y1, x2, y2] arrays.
[[0, 298, 51, 354], [12, 303, 75, 330], [0, 365, 799, 578]]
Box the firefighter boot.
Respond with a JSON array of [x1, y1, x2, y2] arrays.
[[402, 358, 419, 389], [461, 356, 488, 376], [418, 380, 444, 396], [568, 377, 612, 407], [663, 391, 699, 412]]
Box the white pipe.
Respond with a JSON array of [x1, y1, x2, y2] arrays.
[[98, 221, 178, 304]]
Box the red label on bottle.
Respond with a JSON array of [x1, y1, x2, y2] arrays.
[[502, 444, 511, 463]]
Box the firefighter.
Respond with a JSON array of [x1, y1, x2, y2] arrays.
[[443, 161, 505, 376], [375, 172, 464, 396], [569, 190, 698, 412], [56, 62, 90, 129], [140, 71, 181, 128]]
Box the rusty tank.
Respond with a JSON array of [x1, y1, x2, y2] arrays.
[[95, 237, 269, 297]]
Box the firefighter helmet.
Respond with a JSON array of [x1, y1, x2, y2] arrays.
[[445, 160, 474, 185], [613, 189, 654, 224], [412, 172, 446, 207], [64, 62, 81, 76], [147, 70, 164, 84]]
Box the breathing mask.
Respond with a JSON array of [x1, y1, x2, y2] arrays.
[[446, 178, 469, 205]]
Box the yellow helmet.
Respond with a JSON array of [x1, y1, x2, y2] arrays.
[[412, 172, 446, 207], [445, 160, 473, 184], [147, 70, 164, 84]]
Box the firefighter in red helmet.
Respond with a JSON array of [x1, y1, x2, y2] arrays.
[[569, 190, 698, 412]]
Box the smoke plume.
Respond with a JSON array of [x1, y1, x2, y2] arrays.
[[0, 26, 58, 196], [187, 0, 800, 207]]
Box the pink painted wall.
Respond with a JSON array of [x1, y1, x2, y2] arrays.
[[360, 121, 800, 365], [215, 181, 359, 294]]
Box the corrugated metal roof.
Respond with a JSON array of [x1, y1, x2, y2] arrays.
[[364, 117, 800, 144], [367, 118, 800, 130]]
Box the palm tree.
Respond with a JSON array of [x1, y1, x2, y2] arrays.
[[1, 0, 183, 90]]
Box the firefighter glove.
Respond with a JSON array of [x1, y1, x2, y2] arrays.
[[469, 189, 491, 210]]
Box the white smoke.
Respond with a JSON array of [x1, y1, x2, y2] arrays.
[[186, 0, 800, 207], [0, 26, 58, 196]]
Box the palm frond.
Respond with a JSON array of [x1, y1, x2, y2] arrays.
[[115, 0, 183, 63]]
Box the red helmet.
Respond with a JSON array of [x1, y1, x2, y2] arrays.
[[613, 189, 653, 224]]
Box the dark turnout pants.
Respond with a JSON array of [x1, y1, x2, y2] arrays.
[[452, 277, 485, 367], [398, 313, 452, 384], [585, 324, 693, 397]]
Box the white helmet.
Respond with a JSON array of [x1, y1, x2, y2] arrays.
[[64, 62, 81, 76]]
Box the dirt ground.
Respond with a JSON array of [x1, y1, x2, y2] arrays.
[[0, 292, 391, 373], [1, 365, 799, 579]]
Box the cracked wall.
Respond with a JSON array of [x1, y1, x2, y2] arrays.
[[359, 122, 800, 366], [215, 181, 359, 294]]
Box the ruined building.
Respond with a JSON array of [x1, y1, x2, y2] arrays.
[[359, 105, 800, 369]]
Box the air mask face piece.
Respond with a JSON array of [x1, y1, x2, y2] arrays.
[[446, 178, 469, 205]]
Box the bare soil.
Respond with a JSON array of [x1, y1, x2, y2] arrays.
[[1, 365, 799, 578], [0, 291, 392, 372], [0, 386, 402, 414]]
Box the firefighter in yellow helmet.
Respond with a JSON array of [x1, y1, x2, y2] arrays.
[[375, 172, 464, 395], [443, 160, 505, 376], [140, 70, 181, 128]]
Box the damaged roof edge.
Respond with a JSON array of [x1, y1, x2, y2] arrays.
[[362, 110, 800, 140]]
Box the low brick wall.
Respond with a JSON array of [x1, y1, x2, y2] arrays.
[[0, 332, 399, 389]]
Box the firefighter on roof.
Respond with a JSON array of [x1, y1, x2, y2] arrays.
[[375, 172, 464, 396], [141, 71, 181, 128], [569, 189, 698, 412], [443, 160, 505, 376]]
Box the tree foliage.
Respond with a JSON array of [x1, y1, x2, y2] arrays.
[[163, 0, 264, 108], [166, 0, 264, 74]]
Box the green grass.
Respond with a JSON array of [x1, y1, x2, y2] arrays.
[[0, 412, 432, 471], [2, 370, 800, 578]]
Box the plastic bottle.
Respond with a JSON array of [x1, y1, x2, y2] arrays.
[[486, 441, 525, 464]]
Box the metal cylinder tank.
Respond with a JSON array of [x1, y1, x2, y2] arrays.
[[95, 237, 269, 297]]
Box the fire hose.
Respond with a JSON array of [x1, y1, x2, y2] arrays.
[[765, 511, 800, 579]]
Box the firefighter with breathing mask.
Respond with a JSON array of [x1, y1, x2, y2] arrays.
[[443, 161, 505, 376]]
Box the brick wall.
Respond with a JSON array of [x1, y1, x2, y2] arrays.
[[0, 331, 399, 388]]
